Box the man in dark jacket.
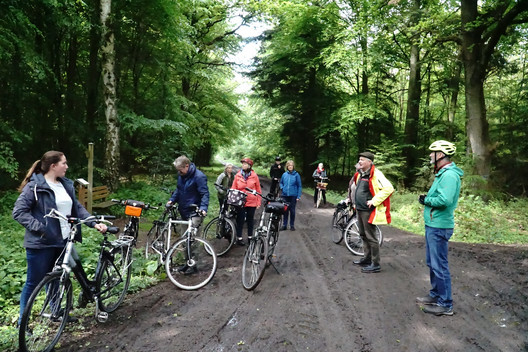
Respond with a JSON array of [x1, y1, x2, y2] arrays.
[[269, 156, 284, 197], [167, 156, 209, 220]]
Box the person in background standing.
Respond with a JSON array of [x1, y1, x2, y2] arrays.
[[312, 162, 327, 207], [269, 156, 284, 198], [215, 163, 235, 207], [12, 151, 108, 326], [279, 160, 302, 231], [352, 152, 393, 274], [231, 158, 262, 245], [416, 140, 463, 316]]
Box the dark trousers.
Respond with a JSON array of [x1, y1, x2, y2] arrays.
[[270, 178, 280, 197], [19, 247, 64, 324], [282, 196, 297, 228], [356, 210, 380, 265], [236, 206, 256, 239]]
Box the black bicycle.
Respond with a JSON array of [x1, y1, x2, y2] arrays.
[[241, 188, 288, 291], [331, 200, 354, 244], [19, 209, 121, 352], [202, 185, 239, 256]]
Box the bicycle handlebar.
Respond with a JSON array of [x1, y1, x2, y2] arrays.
[[44, 208, 115, 225], [111, 199, 159, 210], [245, 187, 274, 202]]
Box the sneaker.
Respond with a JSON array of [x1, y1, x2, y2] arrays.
[[236, 238, 245, 246], [416, 295, 438, 305], [361, 264, 381, 273], [177, 265, 197, 275], [422, 305, 453, 316]]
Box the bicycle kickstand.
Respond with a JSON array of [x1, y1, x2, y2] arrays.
[[268, 257, 281, 275]]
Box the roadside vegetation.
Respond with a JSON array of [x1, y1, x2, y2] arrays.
[[2, 164, 527, 349]]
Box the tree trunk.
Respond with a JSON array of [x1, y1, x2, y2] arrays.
[[101, 0, 120, 189], [87, 0, 101, 132], [460, 0, 491, 179], [403, 0, 422, 188], [447, 54, 462, 141]]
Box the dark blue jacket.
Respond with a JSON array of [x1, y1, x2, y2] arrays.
[[169, 163, 209, 219], [280, 170, 302, 199], [12, 173, 93, 249]]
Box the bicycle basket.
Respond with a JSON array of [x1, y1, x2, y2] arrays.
[[265, 201, 288, 215], [316, 182, 328, 190], [226, 189, 247, 208], [124, 199, 145, 217]]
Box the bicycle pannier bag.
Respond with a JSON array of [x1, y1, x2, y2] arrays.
[[226, 189, 247, 208]]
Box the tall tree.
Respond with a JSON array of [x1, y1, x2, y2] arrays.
[[101, 0, 120, 189]]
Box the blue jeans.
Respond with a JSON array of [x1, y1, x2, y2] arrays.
[[236, 207, 256, 239], [425, 226, 453, 309], [281, 196, 297, 228], [19, 247, 64, 324]]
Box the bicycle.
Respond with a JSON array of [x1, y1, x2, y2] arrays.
[[145, 204, 217, 290], [241, 188, 289, 291], [201, 185, 240, 256], [19, 208, 123, 352], [314, 176, 328, 208], [343, 216, 383, 256], [331, 200, 355, 244]]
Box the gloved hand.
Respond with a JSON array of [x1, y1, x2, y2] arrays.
[[418, 194, 426, 205]]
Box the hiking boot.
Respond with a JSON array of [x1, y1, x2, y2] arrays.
[[280, 226, 287, 231], [353, 258, 372, 266], [290, 226, 296, 231], [361, 264, 381, 273], [236, 238, 245, 246], [416, 295, 438, 305], [422, 305, 453, 316]]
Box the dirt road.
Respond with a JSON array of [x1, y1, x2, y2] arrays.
[[58, 179, 528, 352]]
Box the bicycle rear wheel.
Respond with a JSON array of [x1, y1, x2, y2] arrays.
[[19, 271, 72, 352], [202, 217, 236, 256], [344, 219, 383, 256], [242, 234, 268, 291], [96, 245, 132, 312], [331, 209, 346, 244], [165, 236, 217, 290]]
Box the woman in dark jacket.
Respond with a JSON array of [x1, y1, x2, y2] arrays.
[[12, 151, 107, 325]]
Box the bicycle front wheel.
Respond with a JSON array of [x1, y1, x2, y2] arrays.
[[316, 190, 322, 208], [202, 217, 236, 256], [242, 234, 268, 291], [96, 245, 132, 312], [19, 271, 72, 352], [165, 236, 217, 290], [331, 210, 346, 244], [145, 221, 166, 260]]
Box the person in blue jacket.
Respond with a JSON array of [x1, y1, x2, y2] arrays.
[[279, 160, 302, 231], [167, 155, 209, 220], [12, 151, 108, 325]]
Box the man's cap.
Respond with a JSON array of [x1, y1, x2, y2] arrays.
[[275, 156, 281, 161], [359, 152, 375, 162]]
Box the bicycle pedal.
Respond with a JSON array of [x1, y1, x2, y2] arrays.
[[96, 311, 109, 323]]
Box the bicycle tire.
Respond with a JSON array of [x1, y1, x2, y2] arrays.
[[165, 236, 217, 290], [316, 189, 322, 208], [202, 216, 236, 256], [344, 219, 383, 256], [19, 271, 72, 352], [145, 221, 166, 260], [241, 233, 268, 291], [331, 209, 346, 244], [96, 245, 132, 312]]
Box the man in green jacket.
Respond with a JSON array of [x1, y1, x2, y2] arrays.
[[416, 140, 463, 316]]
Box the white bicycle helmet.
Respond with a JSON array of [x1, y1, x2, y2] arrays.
[[429, 140, 456, 156]]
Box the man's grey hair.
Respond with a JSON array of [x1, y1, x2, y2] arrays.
[[173, 155, 191, 169]]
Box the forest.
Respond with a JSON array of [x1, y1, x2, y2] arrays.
[[1, 0, 528, 196]]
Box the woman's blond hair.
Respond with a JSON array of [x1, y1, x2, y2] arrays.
[[285, 160, 295, 169]]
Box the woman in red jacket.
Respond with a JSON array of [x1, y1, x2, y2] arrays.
[[231, 158, 262, 245]]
